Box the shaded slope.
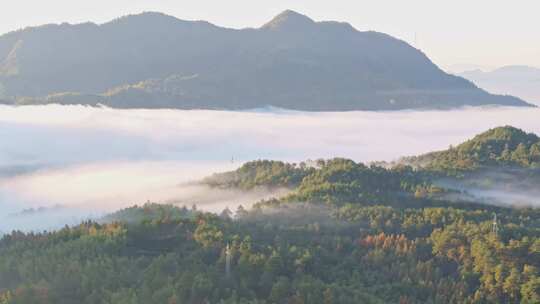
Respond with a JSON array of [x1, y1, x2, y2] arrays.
[[0, 11, 532, 110]]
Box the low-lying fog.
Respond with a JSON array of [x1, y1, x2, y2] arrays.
[[434, 167, 540, 208], [1, 105, 540, 232]]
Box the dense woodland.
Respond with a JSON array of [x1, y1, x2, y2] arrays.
[[1, 127, 539, 303], [406, 126, 540, 174]]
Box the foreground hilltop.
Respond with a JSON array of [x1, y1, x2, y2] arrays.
[[0, 10, 532, 110], [1, 127, 539, 303]]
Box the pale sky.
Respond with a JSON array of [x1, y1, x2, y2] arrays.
[[2, 0, 539, 70]]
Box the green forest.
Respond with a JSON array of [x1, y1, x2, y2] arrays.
[[406, 126, 540, 174], [0, 127, 539, 303]]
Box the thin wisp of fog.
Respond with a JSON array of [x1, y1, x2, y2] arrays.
[[1, 104, 540, 231]]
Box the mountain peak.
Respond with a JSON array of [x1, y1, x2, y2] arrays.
[[105, 11, 182, 26], [407, 126, 540, 172], [262, 10, 315, 30], [473, 126, 537, 143]]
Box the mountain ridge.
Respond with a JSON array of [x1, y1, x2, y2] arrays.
[[0, 10, 533, 110]]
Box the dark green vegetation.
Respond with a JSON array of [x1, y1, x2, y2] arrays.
[[1, 127, 539, 303], [203, 160, 314, 190], [205, 159, 437, 207], [0, 11, 531, 110], [101, 203, 194, 224], [400, 126, 540, 204], [407, 126, 540, 173]]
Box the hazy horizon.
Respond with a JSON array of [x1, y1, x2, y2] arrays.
[[2, 1, 540, 69]]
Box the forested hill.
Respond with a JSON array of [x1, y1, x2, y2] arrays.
[[205, 126, 540, 192], [1, 195, 539, 303], [204, 158, 435, 207], [0, 11, 532, 110], [403, 126, 540, 173], [1, 127, 539, 303], [203, 160, 313, 190], [203, 127, 540, 206]]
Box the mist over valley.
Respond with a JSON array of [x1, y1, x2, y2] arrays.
[[1, 5, 539, 303], [1, 105, 540, 232]]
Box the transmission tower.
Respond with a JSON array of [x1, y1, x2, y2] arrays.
[[225, 243, 232, 278], [492, 213, 499, 236]]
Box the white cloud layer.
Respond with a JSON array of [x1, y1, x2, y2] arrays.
[[1, 104, 540, 230]]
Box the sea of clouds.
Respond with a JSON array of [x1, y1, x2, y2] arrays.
[[1, 105, 540, 231]]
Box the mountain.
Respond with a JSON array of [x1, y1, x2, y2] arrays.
[[0, 11, 532, 110], [460, 66, 540, 106], [404, 126, 540, 173], [202, 127, 540, 206], [204, 127, 540, 207]]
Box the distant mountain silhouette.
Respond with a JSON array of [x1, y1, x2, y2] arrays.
[[0, 11, 532, 110], [460, 66, 540, 106]]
